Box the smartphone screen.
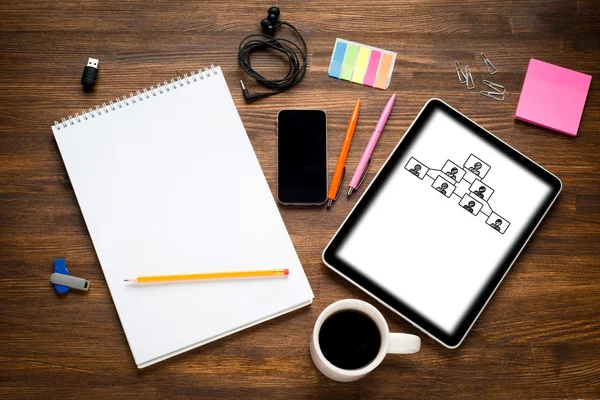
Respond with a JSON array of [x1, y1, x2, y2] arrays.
[[277, 110, 327, 205]]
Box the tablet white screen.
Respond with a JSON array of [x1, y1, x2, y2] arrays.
[[338, 108, 554, 334]]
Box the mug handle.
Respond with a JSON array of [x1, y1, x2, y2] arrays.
[[387, 333, 421, 354]]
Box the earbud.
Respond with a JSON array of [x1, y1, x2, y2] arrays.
[[261, 18, 273, 34], [261, 6, 281, 36], [267, 6, 280, 22]]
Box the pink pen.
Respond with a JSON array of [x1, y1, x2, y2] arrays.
[[347, 93, 396, 196]]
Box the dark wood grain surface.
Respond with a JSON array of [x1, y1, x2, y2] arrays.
[[1, 0, 599, 398]]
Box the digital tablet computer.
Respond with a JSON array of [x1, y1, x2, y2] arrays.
[[322, 99, 562, 348]]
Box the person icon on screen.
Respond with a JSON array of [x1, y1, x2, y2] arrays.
[[473, 186, 486, 199], [490, 219, 503, 231], [463, 200, 475, 213], [468, 162, 482, 176], [445, 167, 458, 180], [436, 182, 448, 195], [409, 164, 422, 177]]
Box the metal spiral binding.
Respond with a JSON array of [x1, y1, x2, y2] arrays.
[[53, 65, 218, 130]]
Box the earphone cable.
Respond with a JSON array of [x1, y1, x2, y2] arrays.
[[238, 21, 308, 102]]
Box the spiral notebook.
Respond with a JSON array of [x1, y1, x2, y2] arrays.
[[52, 66, 313, 368]]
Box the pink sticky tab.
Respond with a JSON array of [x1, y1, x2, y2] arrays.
[[363, 50, 382, 87], [515, 59, 592, 137]]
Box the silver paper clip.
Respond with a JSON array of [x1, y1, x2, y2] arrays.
[[480, 53, 498, 75], [480, 79, 506, 101], [479, 91, 504, 101], [465, 66, 475, 89], [454, 61, 467, 84], [483, 80, 506, 94]]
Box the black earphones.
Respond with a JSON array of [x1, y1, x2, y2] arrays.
[[260, 6, 281, 36], [239, 7, 307, 102]]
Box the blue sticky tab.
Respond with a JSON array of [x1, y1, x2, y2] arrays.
[[53, 258, 70, 293], [329, 40, 348, 78]]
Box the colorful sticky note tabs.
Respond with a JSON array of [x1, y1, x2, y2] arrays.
[[328, 39, 396, 90]]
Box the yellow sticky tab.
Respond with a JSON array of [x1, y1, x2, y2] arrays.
[[351, 47, 371, 84]]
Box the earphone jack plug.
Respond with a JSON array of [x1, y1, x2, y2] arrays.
[[240, 80, 276, 103]]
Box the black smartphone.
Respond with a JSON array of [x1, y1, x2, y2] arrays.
[[277, 110, 327, 205]]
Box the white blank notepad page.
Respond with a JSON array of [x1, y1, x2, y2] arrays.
[[52, 68, 313, 368]]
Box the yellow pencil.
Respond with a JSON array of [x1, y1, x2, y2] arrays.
[[124, 268, 289, 283]]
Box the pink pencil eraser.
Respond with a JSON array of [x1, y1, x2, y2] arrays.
[[515, 59, 592, 137], [283, 269, 289, 275]]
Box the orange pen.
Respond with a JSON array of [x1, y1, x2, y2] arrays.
[[327, 99, 361, 208]]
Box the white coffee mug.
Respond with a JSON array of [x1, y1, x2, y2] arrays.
[[310, 299, 421, 382]]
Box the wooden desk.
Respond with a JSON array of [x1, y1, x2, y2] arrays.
[[1, 1, 598, 398]]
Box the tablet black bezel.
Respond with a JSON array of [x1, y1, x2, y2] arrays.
[[322, 99, 562, 348]]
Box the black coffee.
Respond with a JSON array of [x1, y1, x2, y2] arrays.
[[318, 310, 382, 370]]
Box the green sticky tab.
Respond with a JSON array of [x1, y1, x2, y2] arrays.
[[340, 44, 359, 81]]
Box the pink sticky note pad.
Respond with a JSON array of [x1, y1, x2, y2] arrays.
[[515, 59, 592, 137]]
